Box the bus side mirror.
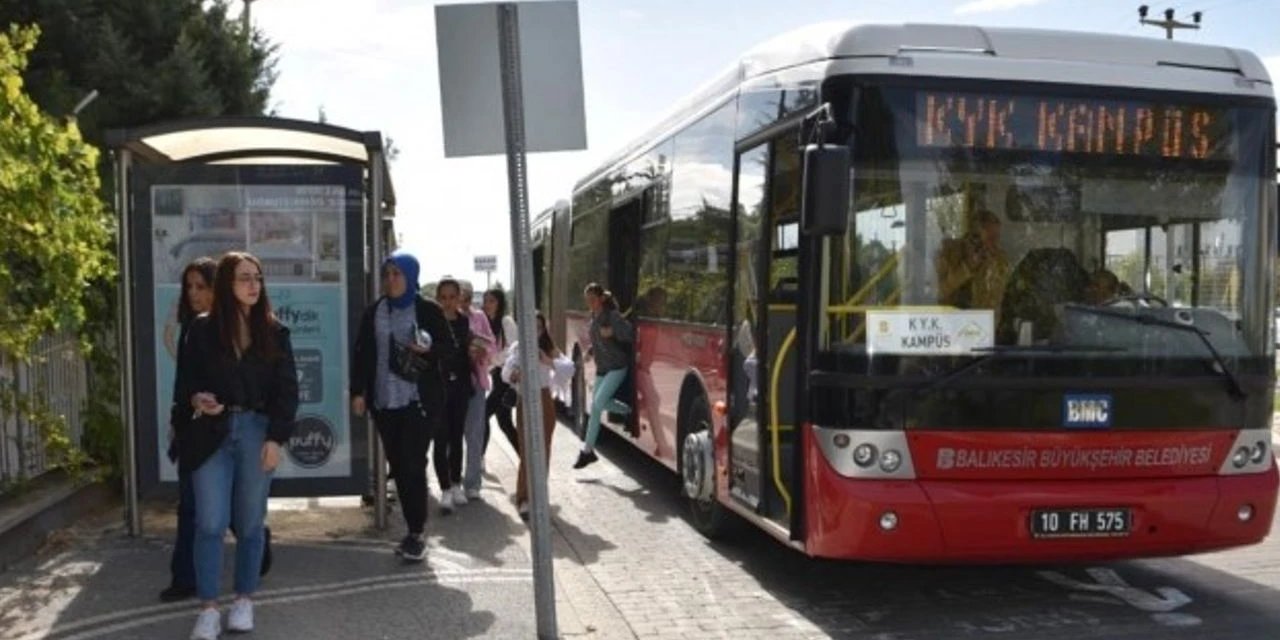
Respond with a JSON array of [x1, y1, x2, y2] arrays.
[[800, 143, 851, 236]]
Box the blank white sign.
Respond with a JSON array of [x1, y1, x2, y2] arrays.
[[436, 1, 587, 157]]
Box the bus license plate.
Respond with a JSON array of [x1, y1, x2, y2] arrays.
[[1030, 508, 1130, 538]]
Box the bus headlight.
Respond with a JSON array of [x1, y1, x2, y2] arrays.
[[1232, 447, 1251, 469], [1250, 441, 1269, 464], [880, 449, 903, 473], [853, 444, 877, 468]]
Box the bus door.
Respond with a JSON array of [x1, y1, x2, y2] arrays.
[[728, 133, 803, 527], [607, 192, 643, 433]]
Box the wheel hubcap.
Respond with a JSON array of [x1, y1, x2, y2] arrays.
[[682, 430, 714, 501]]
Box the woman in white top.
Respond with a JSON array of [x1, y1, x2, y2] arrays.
[[502, 312, 574, 520]]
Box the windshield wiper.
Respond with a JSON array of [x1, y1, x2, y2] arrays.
[[916, 344, 1128, 397], [1063, 304, 1246, 399]]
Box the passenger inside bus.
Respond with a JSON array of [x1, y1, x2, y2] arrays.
[[935, 208, 1010, 319]]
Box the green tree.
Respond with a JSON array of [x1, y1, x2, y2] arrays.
[[1, 25, 115, 478], [2, 0, 276, 145], [1, 0, 277, 477]]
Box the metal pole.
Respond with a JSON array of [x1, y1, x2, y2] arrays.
[[242, 0, 254, 44], [114, 149, 141, 536], [498, 5, 558, 638], [370, 151, 388, 531]]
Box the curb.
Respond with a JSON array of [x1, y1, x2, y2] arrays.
[[0, 472, 115, 573]]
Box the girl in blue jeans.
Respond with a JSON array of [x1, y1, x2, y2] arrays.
[[176, 252, 298, 640], [162, 257, 272, 602], [575, 283, 634, 469]]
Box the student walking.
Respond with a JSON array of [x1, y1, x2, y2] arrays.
[[482, 288, 520, 452], [176, 252, 298, 640], [502, 313, 574, 519], [460, 281, 498, 501], [161, 257, 273, 602], [574, 283, 633, 470], [434, 278, 474, 513], [351, 251, 455, 562]]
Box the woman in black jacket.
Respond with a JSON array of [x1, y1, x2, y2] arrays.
[[350, 251, 456, 560], [162, 257, 274, 603], [176, 252, 298, 640], [433, 277, 474, 513]]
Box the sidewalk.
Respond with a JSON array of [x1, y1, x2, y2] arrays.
[[0, 426, 634, 640]]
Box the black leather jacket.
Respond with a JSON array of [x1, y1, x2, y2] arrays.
[[174, 314, 299, 472]]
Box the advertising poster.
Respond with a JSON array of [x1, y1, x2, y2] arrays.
[[151, 184, 350, 482]]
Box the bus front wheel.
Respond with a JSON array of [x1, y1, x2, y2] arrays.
[[679, 395, 731, 539]]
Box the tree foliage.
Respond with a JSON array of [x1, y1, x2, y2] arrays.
[[0, 24, 113, 358], [0, 0, 277, 478], [1, 24, 113, 479], [1, 0, 277, 145]]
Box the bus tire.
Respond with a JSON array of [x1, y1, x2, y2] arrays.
[[678, 392, 732, 539]]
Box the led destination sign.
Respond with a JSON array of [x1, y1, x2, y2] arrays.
[[916, 91, 1231, 160]]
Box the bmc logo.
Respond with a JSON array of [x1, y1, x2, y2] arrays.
[[1063, 395, 1113, 428]]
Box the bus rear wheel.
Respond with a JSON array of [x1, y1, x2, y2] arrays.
[[679, 395, 731, 539]]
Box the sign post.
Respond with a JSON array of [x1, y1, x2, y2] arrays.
[[475, 254, 498, 290], [497, 6, 555, 637], [436, 3, 585, 637]]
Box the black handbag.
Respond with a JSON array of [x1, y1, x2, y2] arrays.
[[387, 303, 430, 383], [500, 386, 519, 410], [389, 333, 430, 383]]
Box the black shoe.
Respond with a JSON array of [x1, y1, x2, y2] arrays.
[[259, 526, 273, 577], [396, 535, 426, 563], [158, 584, 196, 602], [572, 450, 598, 470]]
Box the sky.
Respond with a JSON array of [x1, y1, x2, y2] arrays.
[[248, 0, 1280, 288]]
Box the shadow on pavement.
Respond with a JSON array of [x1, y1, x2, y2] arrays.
[[579, 423, 1280, 640]]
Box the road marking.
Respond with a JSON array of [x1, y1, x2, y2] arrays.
[[0, 560, 102, 640], [1038, 567, 1200, 627], [10, 565, 531, 640]]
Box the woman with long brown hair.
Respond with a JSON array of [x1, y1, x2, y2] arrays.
[[176, 252, 298, 639], [502, 312, 574, 519]]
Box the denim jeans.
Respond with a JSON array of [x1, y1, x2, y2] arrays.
[[463, 388, 488, 492], [192, 411, 273, 602], [584, 368, 628, 451]]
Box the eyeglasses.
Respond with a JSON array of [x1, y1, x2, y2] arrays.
[[235, 274, 264, 285]]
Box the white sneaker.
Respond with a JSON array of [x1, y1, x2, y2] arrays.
[[227, 598, 253, 633], [465, 487, 483, 500], [452, 486, 468, 506], [190, 608, 221, 640], [441, 489, 455, 514]]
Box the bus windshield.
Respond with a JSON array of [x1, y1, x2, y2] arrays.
[[817, 80, 1273, 422]]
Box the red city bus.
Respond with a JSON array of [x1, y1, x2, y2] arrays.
[[535, 23, 1278, 562]]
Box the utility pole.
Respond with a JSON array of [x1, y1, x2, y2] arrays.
[[1138, 5, 1201, 39], [242, 0, 256, 44]]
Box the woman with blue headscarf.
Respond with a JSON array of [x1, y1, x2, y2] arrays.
[[350, 251, 456, 562]]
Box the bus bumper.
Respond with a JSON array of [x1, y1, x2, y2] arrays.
[[804, 453, 1279, 563]]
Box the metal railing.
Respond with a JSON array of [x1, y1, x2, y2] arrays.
[[0, 333, 88, 492]]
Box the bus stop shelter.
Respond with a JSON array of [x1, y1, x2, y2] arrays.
[[105, 117, 396, 535]]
